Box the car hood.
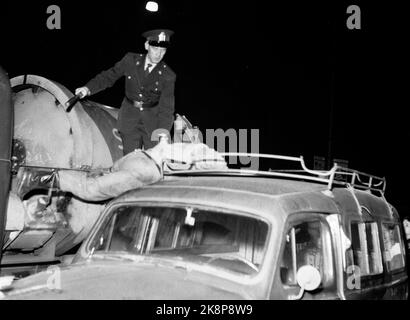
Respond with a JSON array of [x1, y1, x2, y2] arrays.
[[1, 260, 254, 300]]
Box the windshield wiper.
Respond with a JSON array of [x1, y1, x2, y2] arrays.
[[204, 255, 259, 272], [91, 252, 146, 263]]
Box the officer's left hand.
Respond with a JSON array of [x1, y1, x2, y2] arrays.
[[75, 86, 90, 98]]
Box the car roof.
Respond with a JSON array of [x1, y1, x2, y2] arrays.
[[112, 175, 340, 222], [120, 175, 331, 199], [163, 175, 328, 195], [107, 170, 398, 226], [107, 152, 393, 223]]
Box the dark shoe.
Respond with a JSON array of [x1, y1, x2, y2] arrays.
[[16, 167, 60, 198]]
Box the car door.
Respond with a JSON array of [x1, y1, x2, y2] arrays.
[[343, 218, 386, 299], [272, 213, 338, 300]]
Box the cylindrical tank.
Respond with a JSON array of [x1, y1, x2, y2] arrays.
[[0, 66, 13, 258], [7, 74, 123, 256]]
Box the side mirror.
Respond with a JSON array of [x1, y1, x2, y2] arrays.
[[297, 265, 322, 291], [289, 265, 322, 300]]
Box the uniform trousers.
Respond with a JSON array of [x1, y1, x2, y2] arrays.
[[118, 99, 160, 154]]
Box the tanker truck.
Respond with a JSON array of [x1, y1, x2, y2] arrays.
[[0, 69, 201, 277], [0, 71, 125, 276]]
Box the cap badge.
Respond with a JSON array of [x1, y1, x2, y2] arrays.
[[158, 32, 166, 42]]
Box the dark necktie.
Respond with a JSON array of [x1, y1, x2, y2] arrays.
[[144, 63, 152, 77]]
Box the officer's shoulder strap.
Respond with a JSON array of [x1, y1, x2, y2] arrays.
[[126, 52, 145, 63], [160, 62, 176, 79]]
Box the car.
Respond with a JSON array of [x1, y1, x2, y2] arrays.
[[1, 153, 408, 299]]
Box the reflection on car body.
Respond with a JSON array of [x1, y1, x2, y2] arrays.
[[1, 153, 408, 299]]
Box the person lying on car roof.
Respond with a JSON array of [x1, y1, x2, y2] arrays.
[[17, 141, 227, 202]]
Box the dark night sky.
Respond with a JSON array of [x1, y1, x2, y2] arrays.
[[0, 1, 408, 213]]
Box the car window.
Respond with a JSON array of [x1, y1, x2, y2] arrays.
[[346, 221, 383, 277], [280, 220, 332, 287], [88, 205, 269, 276], [381, 223, 405, 272]]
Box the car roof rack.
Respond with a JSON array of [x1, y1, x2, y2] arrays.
[[164, 152, 386, 197]]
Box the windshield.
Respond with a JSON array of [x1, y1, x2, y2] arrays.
[[88, 205, 269, 276]]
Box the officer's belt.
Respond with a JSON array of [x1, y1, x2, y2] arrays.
[[125, 96, 158, 110]]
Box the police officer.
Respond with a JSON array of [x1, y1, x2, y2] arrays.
[[75, 29, 176, 155]]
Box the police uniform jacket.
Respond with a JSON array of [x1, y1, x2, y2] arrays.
[[85, 52, 176, 132]]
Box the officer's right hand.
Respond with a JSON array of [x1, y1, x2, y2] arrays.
[[75, 86, 90, 98]]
